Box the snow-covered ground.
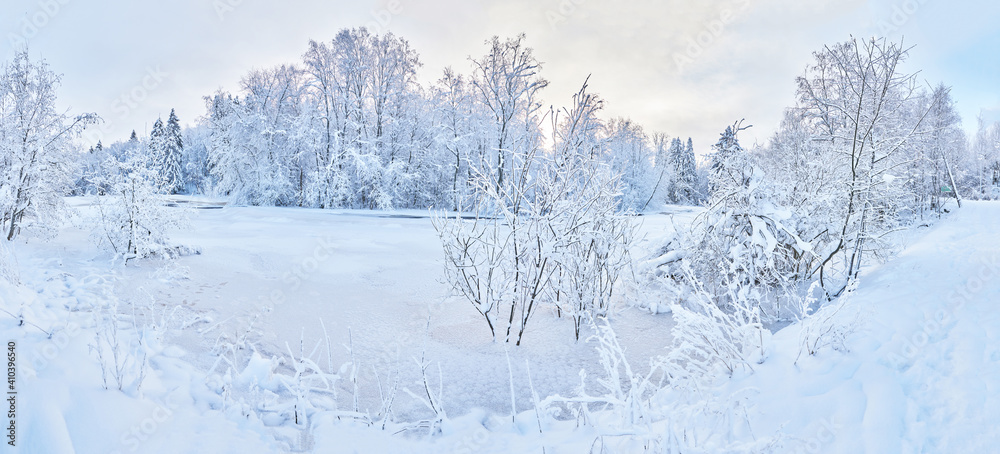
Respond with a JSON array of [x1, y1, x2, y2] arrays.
[[18, 198, 693, 419], [4, 199, 1000, 452]]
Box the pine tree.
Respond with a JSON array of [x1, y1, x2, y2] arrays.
[[148, 113, 184, 194], [709, 124, 749, 197], [149, 118, 167, 189], [162, 109, 185, 194], [666, 137, 698, 205], [681, 138, 698, 203]]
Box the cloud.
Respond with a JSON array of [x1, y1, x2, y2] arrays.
[[1, 0, 996, 152]]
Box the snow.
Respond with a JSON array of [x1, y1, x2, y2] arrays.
[[730, 200, 1000, 451], [4, 198, 1000, 452]]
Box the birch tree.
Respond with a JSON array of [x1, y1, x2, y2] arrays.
[[0, 51, 96, 240], [795, 37, 926, 296]]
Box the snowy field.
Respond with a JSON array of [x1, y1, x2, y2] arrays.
[[4, 197, 1000, 452], [23, 197, 694, 420]]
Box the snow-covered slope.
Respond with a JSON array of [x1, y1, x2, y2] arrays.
[[715, 200, 1000, 452]]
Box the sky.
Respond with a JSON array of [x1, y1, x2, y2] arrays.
[[2, 0, 998, 156]]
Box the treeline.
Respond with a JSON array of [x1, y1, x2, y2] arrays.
[[91, 30, 707, 212], [3, 32, 1000, 245]]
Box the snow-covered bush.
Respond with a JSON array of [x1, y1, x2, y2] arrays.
[[544, 79, 637, 340], [796, 281, 865, 360], [546, 159, 637, 340], [90, 298, 149, 392], [208, 328, 344, 437], [665, 266, 769, 380], [433, 150, 555, 345], [434, 78, 636, 344], [538, 318, 782, 453], [684, 122, 813, 322], [92, 142, 190, 262]]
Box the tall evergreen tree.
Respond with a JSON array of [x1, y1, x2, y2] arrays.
[[162, 109, 185, 194], [681, 138, 698, 202], [148, 113, 184, 194], [667, 137, 698, 204], [708, 123, 751, 199], [149, 118, 166, 169]]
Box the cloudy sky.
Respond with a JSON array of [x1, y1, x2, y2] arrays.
[[2, 0, 998, 155]]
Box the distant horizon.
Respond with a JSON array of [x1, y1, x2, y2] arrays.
[[3, 0, 998, 155]]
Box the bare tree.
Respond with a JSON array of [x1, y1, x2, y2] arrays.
[[470, 34, 549, 192], [796, 37, 928, 296], [434, 78, 635, 344]]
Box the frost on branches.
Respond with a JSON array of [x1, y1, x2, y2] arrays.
[[92, 139, 190, 262], [687, 122, 812, 322], [434, 77, 636, 344], [0, 51, 97, 240], [149, 109, 185, 195]]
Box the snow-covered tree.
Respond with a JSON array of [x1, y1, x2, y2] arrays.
[[92, 138, 188, 261], [681, 138, 700, 203], [206, 65, 305, 206], [645, 132, 674, 209], [788, 37, 927, 296], [435, 78, 635, 344], [663, 137, 699, 205], [686, 122, 812, 320], [470, 34, 549, 193], [148, 117, 168, 189], [429, 67, 483, 210], [181, 123, 213, 194], [897, 84, 967, 216], [160, 109, 185, 194], [603, 117, 656, 211], [971, 118, 1000, 198], [0, 50, 97, 240], [73, 141, 112, 196], [299, 28, 425, 210]]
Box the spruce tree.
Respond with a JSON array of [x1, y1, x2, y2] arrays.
[[667, 138, 685, 203], [667, 137, 698, 205], [162, 109, 185, 194], [680, 138, 697, 203], [708, 123, 751, 198]]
